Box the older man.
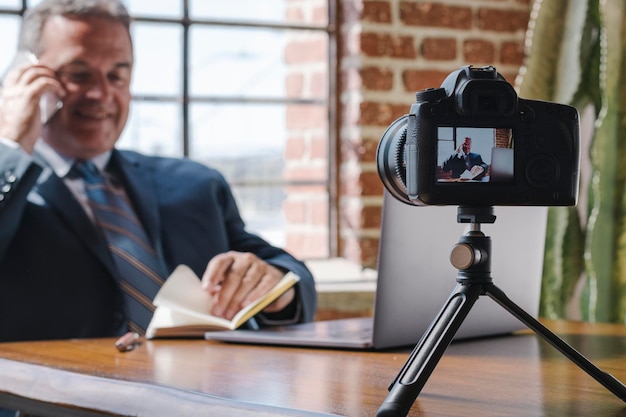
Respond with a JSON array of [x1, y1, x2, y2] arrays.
[[0, 0, 316, 342]]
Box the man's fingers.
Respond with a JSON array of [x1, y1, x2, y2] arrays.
[[223, 259, 264, 313], [201, 253, 234, 293], [201, 252, 289, 320]]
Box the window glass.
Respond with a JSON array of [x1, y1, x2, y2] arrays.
[[118, 101, 183, 158], [190, 26, 286, 99], [230, 185, 329, 252], [190, 0, 328, 25], [189, 102, 287, 181], [131, 22, 182, 96], [231, 184, 288, 247], [190, 26, 327, 100], [122, 0, 181, 18], [192, 0, 277, 23], [0, 0, 19, 7], [0, 16, 19, 75], [27, 0, 181, 16]]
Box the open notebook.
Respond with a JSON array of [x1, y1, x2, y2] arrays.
[[205, 191, 546, 349]]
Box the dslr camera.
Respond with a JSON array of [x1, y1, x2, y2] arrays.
[[377, 65, 580, 206]]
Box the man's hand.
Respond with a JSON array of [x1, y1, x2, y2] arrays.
[[469, 165, 484, 178], [201, 251, 295, 320], [0, 60, 65, 153]]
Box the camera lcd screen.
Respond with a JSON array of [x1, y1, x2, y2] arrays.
[[436, 127, 514, 183]]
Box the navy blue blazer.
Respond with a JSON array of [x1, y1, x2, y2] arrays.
[[0, 145, 316, 342]]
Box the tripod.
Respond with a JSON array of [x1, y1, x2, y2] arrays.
[[377, 206, 626, 417]]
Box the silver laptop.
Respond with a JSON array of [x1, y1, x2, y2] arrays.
[[490, 147, 514, 183], [205, 191, 546, 349]]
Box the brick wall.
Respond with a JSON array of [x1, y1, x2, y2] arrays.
[[338, 0, 532, 268], [283, 0, 532, 267], [284, 0, 331, 259]]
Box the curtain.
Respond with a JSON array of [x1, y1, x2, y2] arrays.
[[516, 0, 626, 322]]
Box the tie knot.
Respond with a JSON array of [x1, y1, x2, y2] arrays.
[[72, 160, 102, 183]]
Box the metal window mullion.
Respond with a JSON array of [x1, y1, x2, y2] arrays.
[[182, 0, 190, 157], [327, 0, 338, 257]]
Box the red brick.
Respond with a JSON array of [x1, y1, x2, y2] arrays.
[[286, 73, 304, 98], [421, 37, 457, 61], [477, 8, 529, 32], [400, 2, 472, 29], [284, 165, 327, 182], [286, 2, 327, 25], [311, 199, 329, 225], [500, 71, 519, 85], [500, 40, 525, 65], [341, 171, 383, 197], [360, 171, 384, 196], [341, 137, 379, 164], [360, 66, 394, 91], [362, 205, 383, 228], [286, 104, 327, 129], [311, 71, 327, 98], [284, 199, 307, 223], [363, 1, 392, 23], [360, 32, 416, 58], [340, 171, 383, 197], [402, 69, 450, 92], [285, 5, 305, 22], [312, 5, 328, 24], [311, 136, 328, 159], [285, 137, 306, 159], [340, 236, 380, 269], [283, 197, 328, 226], [463, 39, 496, 63], [284, 38, 327, 64], [283, 183, 327, 195], [360, 237, 380, 268], [359, 102, 407, 126], [287, 232, 329, 258], [340, 203, 383, 230]]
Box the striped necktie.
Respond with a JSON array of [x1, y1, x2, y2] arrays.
[[73, 160, 165, 334]]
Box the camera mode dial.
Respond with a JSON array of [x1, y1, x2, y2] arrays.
[[415, 87, 446, 103]]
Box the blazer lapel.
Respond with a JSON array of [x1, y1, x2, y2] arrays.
[[35, 172, 117, 275]]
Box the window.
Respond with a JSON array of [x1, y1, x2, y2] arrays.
[[0, 0, 335, 259]]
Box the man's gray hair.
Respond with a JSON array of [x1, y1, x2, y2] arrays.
[[19, 0, 132, 56]]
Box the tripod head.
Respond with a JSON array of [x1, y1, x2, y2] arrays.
[[451, 206, 494, 285]]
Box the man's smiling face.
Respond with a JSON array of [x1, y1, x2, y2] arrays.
[[38, 14, 133, 159]]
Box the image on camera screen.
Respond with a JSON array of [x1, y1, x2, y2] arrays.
[[436, 127, 514, 183]]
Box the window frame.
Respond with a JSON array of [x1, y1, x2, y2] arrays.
[[2, 0, 338, 258]]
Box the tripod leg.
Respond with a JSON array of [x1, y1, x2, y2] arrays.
[[485, 284, 626, 401], [377, 283, 483, 417]]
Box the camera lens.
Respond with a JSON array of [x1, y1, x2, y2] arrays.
[[376, 115, 415, 205]]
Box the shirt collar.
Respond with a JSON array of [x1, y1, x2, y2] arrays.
[[35, 140, 112, 177]]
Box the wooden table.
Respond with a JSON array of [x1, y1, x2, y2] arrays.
[[0, 320, 625, 417]]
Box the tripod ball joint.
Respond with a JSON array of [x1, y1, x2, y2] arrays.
[[451, 229, 493, 284], [450, 242, 482, 269]]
